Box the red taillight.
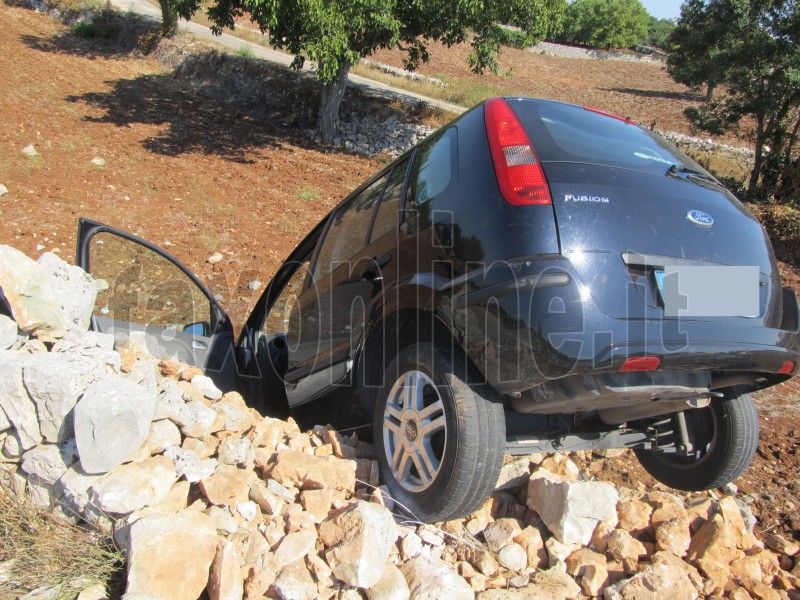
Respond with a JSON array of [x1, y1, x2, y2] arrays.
[[778, 361, 795, 375], [583, 106, 634, 124], [484, 98, 552, 205], [619, 356, 661, 372]]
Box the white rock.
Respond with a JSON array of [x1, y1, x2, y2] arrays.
[[0, 315, 17, 351], [399, 556, 473, 600], [498, 543, 528, 571], [146, 420, 182, 454], [273, 529, 318, 570], [21, 442, 78, 486], [208, 540, 244, 600], [495, 456, 531, 491], [23, 352, 99, 442], [318, 501, 398, 588], [73, 374, 157, 474], [121, 511, 218, 600], [247, 280, 262, 291], [1, 429, 22, 458], [207, 253, 223, 264], [367, 563, 410, 600], [90, 157, 105, 167], [191, 374, 222, 400], [55, 465, 103, 523], [37, 252, 98, 333], [21, 144, 38, 156], [88, 456, 177, 514], [604, 562, 698, 600], [527, 470, 618, 545], [218, 437, 250, 465], [0, 184, 7, 197], [0, 245, 65, 338], [236, 500, 258, 521], [0, 354, 42, 450], [164, 445, 218, 483]]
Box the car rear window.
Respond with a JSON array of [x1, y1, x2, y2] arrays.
[[510, 100, 706, 177]]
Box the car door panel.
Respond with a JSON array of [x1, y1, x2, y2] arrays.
[[76, 218, 237, 391]]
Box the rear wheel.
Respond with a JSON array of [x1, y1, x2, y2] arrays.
[[634, 390, 759, 491], [373, 342, 505, 523]]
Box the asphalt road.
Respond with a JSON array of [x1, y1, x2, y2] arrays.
[[110, 0, 466, 115]]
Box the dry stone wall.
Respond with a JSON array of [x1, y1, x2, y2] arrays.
[[0, 244, 799, 599]]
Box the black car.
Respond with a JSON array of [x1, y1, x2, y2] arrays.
[[77, 97, 800, 522]]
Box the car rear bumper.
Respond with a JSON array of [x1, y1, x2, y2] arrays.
[[443, 257, 800, 396]]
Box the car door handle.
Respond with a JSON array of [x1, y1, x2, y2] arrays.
[[361, 254, 392, 282]]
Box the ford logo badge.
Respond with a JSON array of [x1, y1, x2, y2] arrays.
[[687, 210, 714, 228]]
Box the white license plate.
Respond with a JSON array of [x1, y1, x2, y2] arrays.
[[654, 266, 759, 317]]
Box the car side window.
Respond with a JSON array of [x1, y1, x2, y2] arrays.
[[369, 156, 410, 244], [261, 257, 312, 337], [313, 173, 389, 281], [407, 128, 458, 208]]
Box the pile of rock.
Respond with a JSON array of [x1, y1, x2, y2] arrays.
[[1, 242, 799, 600], [322, 114, 434, 157], [529, 41, 664, 64]]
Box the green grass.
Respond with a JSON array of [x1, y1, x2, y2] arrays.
[[235, 45, 256, 58], [297, 186, 320, 201]]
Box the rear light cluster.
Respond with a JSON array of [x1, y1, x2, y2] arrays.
[[484, 98, 552, 206], [778, 361, 796, 375], [619, 356, 661, 372]]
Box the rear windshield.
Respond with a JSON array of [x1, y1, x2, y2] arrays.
[[510, 99, 707, 177]]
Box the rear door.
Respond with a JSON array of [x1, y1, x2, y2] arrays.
[[76, 218, 237, 390]]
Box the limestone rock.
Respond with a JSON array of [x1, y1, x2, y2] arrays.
[[527, 470, 618, 545], [0, 355, 42, 450], [37, 252, 98, 333], [565, 547, 606, 577], [73, 375, 157, 474], [271, 559, 316, 600], [528, 568, 582, 600], [686, 514, 741, 592], [199, 464, 251, 506], [122, 511, 218, 600], [318, 501, 398, 588], [0, 245, 65, 338], [513, 526, 546, 568], [23, 352, 99, 442], [654, 517, 692, 557], [146, 420, 182, 454], [272, 530, 317, 571], [765, 534, 800, 557], [0, 315, 17, 351], [617, 499, 652, 537], [270, 450, 356, 493], [483, 518, 523, 553], [208, 540, 244, 600], [367, 563, 410, 600], [164, 445, 218, 483], [497, 543, 528, 571], [606, 530, 647, 573], [88, 456, 177, 515], [191, 374, 222, 401], [400, 556, 473, 600], [580, 563, 608, 596], [21, 442, 78, 486], [604, 562, 698, 600], [495, 457, 531, 492]]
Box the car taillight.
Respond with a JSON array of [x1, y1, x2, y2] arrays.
[[484, 98, 552, 205], [619, 356, 661, 372], [778, 360, 795, 374]]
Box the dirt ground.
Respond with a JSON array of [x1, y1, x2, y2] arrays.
[[0, 4, 797, 544]]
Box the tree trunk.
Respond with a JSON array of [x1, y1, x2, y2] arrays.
[[705, 82, 715, 102], [748, 114, 766, 197], [318, 61, 351, 145], [158, 0, 178, 37]]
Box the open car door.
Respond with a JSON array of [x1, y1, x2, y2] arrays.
[[76, 218, 237, 391]]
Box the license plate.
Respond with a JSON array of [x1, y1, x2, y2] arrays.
[[653, 266, 759, 317]]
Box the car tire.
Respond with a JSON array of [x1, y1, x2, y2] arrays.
[[633, 389, 759, 491], [373, 342, 505, 523]]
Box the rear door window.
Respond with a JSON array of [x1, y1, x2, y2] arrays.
[[407, 128, 458, 207], [312, 173, 389, 281], [511, 100, 707, 177], [369, 156, 410, 244]]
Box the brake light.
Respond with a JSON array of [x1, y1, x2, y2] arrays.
[[619, 356, 661, 372], [778, 361, 795, 374], [584, 106, 634, 124], [484, 98, 552, 205]]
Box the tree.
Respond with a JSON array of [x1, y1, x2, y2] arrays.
[[176, 0, 567, 143], [158, 0, 179, 37], [667, 0, 800, 196], [558, 0, 650, 49], [645, 16, 675, 50]]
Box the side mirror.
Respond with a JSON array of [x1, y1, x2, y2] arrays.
[[183, 321, 211, 336]]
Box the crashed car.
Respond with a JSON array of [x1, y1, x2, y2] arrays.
[[77, 97, 800, 523]]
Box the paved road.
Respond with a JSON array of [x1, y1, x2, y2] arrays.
[[110, 0, 466, 115]]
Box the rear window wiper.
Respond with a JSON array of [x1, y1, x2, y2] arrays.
[[667, 164, 726, 189]]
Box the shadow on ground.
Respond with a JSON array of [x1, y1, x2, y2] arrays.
[[599, 87, 701, 102]]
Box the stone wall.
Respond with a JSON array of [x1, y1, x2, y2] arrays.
[[1, 245, 799, 599]]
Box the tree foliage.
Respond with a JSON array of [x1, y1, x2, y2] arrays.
[[667, 0, 800, 197], [645, 16, 675, 50], [178, 0, 567, 142], [557, 0, 650, 49]]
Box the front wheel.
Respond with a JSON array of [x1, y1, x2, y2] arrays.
[[634, 390, 759, 491], [373, 342, 505, 523]]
